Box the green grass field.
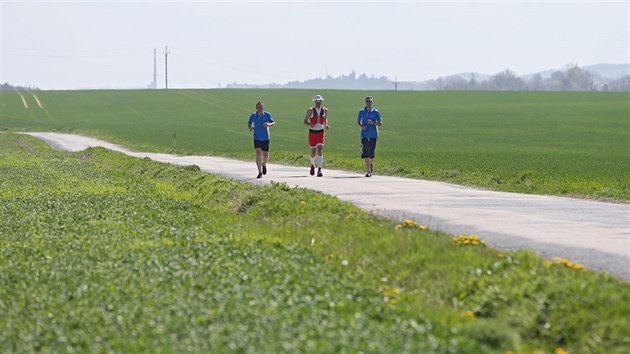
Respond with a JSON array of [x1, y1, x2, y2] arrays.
[[1, 89, 628, 200], [1, 133, 629, 353]]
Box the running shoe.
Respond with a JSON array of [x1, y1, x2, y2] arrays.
[[317, 168, 323, 177], [257, 172, 263, 179], [262, 165, 267, 175], [310, 164, 315, 176]]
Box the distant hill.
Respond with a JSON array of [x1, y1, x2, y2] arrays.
[[226, 63, 629, 91], [583, 63, 629, 79], [523, 64, 629, 80]]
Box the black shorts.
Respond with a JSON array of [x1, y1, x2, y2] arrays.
[[361, 137, 377, 159], [254, 139, 270, 151]]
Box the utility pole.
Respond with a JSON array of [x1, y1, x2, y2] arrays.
[[393, 76, 399, 91], [153, 48, 157, 89], [163, 45, 171, 89]]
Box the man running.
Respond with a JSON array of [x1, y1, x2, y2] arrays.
[[248, 101, 275, 178], [357, 95, 382, 177], [303, 94, 330, 177]]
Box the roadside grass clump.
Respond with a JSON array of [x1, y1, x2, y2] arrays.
[[1, 133, 629, 353]]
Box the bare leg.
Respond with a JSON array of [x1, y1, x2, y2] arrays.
[[316, 145, 324, 167], [309, 146, 316, 175], [364, 158, 372, 176], [262, 150, 270, 166], [255, 148, 263, 173]]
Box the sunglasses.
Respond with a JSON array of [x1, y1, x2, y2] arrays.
[[365, 100, 373, 103]]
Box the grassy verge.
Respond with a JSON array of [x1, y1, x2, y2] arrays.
[[1, 133, 629, 353]]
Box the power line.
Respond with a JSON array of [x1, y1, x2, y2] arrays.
[[2, 52, 147, 58]]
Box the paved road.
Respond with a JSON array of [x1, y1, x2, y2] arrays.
[[24, 132, 630, 280]]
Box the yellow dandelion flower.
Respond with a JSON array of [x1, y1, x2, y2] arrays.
[[418, 225, 427, 230], [403, 219, 416, 226], [554, 347, 568, 354], [543, 260, 553, 267], [389, 298, 397, 305], [550, 257, 584, 270], [300, 201, 306, 205], [395, 224, 403, 230], [392, 287, 400, 295], [465, 310, 476, 319]]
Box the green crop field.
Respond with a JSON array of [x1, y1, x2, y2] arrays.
[[1, 89, 628, 200], [1, 133, 629, 353]]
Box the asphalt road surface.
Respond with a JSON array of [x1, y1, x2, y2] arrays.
[[23, 132, 630, 280]]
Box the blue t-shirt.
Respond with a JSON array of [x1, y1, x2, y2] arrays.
[[248, 111, 275, 141], [357, 108, 382, 138]]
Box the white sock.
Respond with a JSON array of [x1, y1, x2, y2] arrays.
[[310, 157, 315, 166], [317, 155, 323, 168]]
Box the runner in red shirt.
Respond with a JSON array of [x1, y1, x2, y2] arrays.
[[303, 94, 330, 177]]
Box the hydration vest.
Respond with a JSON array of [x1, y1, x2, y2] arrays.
[[308, 106, 327, 127]]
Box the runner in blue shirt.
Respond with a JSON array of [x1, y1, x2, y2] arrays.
[[248, 101, 275, 178], [357, 96, 382, 177]]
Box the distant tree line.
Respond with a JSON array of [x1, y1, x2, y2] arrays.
[[227, 71, 393, 90], [228, 65, 628, 91], [283, 72, 392, 90], [1, 82, 39, 91], [429, 65, 629, 92]]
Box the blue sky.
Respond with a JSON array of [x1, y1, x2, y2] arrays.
[[1, 0, 628, 89]]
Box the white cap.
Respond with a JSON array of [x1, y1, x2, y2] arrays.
[[313, 94, 324, 102]]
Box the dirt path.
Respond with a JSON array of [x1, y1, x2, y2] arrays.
[[16, 92, 29, 108], [22, 132, 630, 280], [31, 93, 44, 108]]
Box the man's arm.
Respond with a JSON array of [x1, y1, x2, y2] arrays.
[[304, 109, 313, 126], [264, 115, 276, 128]]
